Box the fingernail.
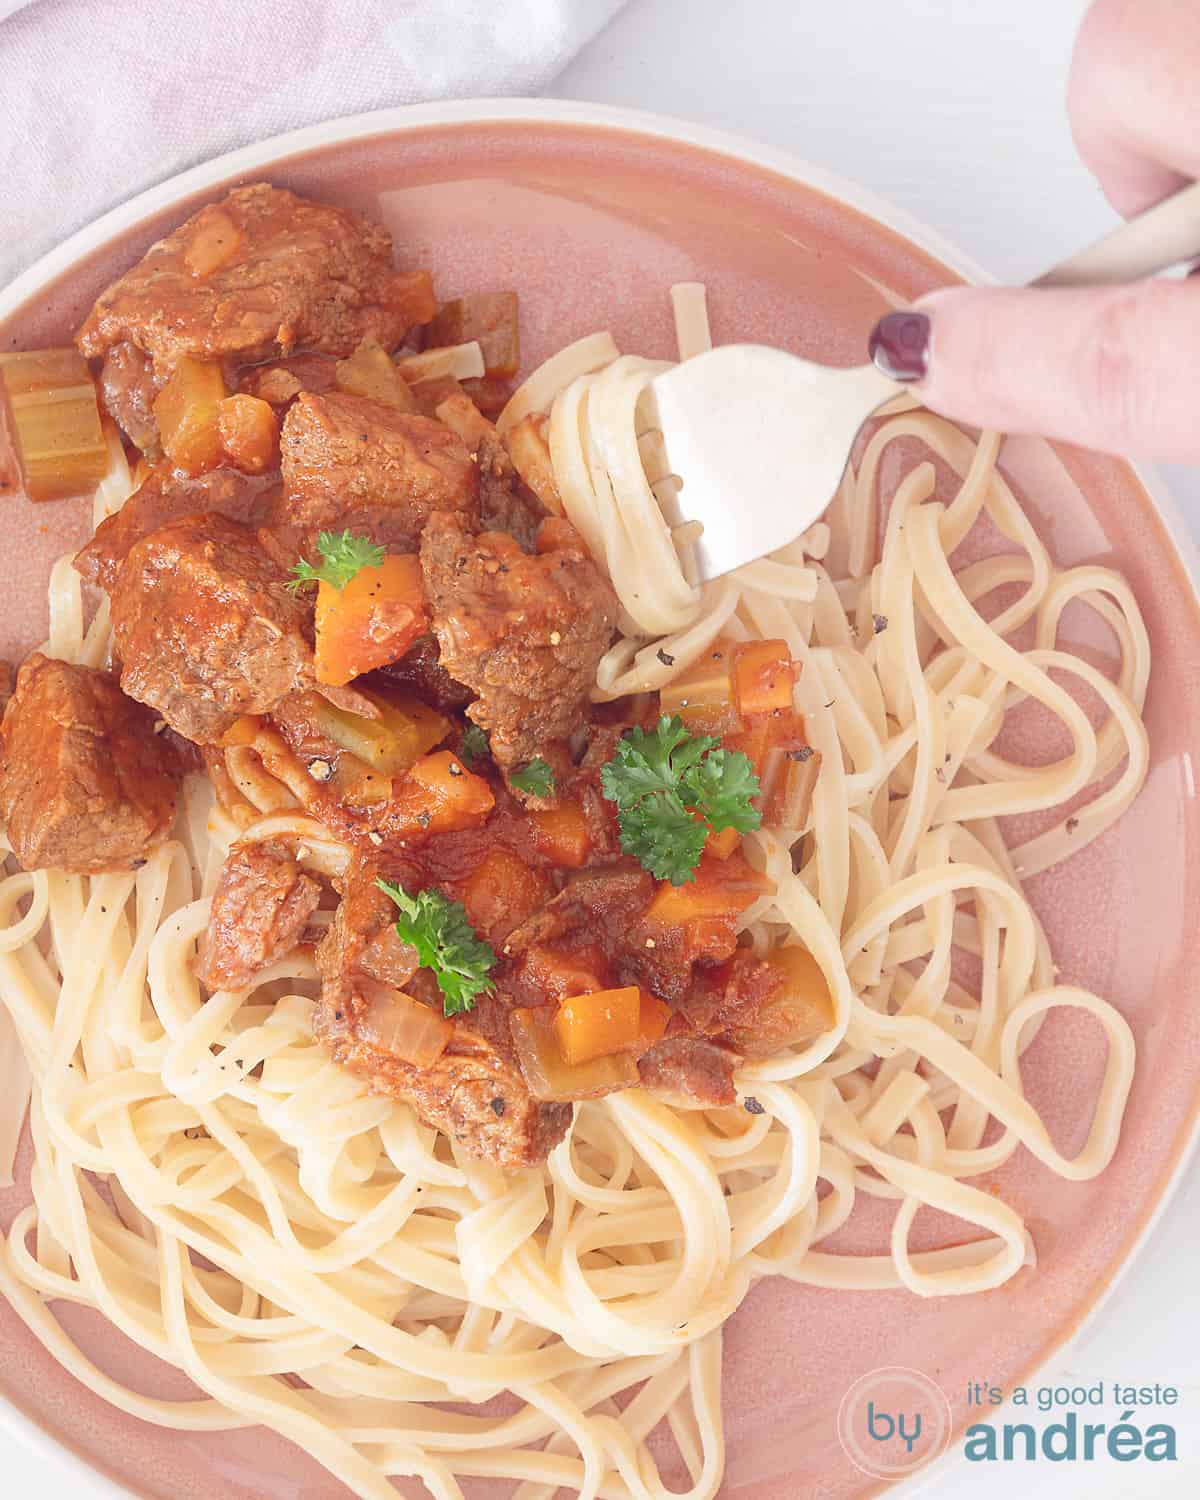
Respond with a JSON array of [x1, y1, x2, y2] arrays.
[[868, 311, 931, 382]]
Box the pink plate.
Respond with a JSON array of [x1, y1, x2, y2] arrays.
[[1, 100, 1199, 1500]]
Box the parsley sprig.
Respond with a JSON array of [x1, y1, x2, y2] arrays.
[[460, 724, 491, 769], [509, 757, 555, 798], [288, 530, 385, 593], [600, 715, 761, 885], [376, 879, 495, 1017]]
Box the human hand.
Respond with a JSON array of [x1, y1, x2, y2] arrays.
[[868, 0, 1200, 462]]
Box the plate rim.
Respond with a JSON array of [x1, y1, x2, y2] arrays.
[[2, 94, 1199, 1500]]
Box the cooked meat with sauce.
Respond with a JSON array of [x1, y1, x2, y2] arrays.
[[76, 464, 279, 589], [78, 183, 434, 376], [636, 1036, 738, 1109], [374, 633, 472, 713], [195, 841, 323, 991], [0, 180, 840, 1173], [317, 849, 422, 991], [98, 341, 162, 453], [420, 511, 618, 766], [276, 390, 478, 552], [0, 654, 178, 873], [315, 850, 570, 1168], [476, 430, 545, 551], [0, 660, 12, 719], [110, 512, 313, 743]]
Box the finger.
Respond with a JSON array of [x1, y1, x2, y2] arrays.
[[874, 280, 1200, 462], [1069, 0, 1200, 216]]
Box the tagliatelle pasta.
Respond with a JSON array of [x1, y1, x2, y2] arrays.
[[0, 285, 1148, 1500]]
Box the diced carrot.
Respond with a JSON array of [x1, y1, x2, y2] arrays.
[[529, 800, 591, 868], [334, 335, 416, 412], [510, 1005, 639, 1101], [705, 825, 741, 860], [183, 209, 243, 278], [459, 848, 553, 944], [726, 707, 808, 779], [504, 414, 563, 515], [426, 293, 520, 378], [658, 638, 742, 735], [0, 348, 108, 501], [636, 991, 672, 1051], [154, 356, 227, 474], [732, 639, 795, 717], [314, 553, 429, 686], [645, 851, 767, 926], [554, 986, 641, 1066], [217, 394, 278, 474], [397, 750, 495, 833]]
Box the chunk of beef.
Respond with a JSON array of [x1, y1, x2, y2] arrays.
[[110, 513, 312, 744], [315, 851, 569, 1168], [676, 952, 793, 1059], [98, 341, 162, 453], [78, 183, 434, 374], [374, 633, 472, 713], [237, 352, 338, 406], [315, 850, 422, 993], [636, 1037, 738, 1109], [0, 654, 178, 873], [195, 840, 322, 990], [477, 431, 545, 551], [503, 864, 654, 956], [420, 512, 617, 766], [75, 464, 279, 590], [276, 391, 478, 553]]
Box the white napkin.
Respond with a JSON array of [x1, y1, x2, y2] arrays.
[[0, 0, 627, 288]]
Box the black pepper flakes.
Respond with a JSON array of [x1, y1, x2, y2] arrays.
[[873, 614, 889, 634], [490, 1097, 506, 1117], [743, 1096, 765, 1115], [416, 811, 432, 829], [1066, 816, 1079, 833], [448, 761, 463, 777], [656, 647, 675, 667], [787, 746, 815, 763]]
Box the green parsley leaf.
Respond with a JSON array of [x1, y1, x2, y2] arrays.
[[600, 714, 761, 885], [288, 530, 385, 593], [460, 724, 491, 769], [509, 757, 556, 798], [375, 879, 496, 1017]]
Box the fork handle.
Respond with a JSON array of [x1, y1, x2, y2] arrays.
[[1034, 179, 1200, 288]]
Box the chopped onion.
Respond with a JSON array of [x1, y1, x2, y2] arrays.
[[510, 1006, 639, 1102], [394, 342, 486, 384], [357, 981, 451, 1068]]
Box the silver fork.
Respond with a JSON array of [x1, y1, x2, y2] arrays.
[[648, 180, 1200, 582]]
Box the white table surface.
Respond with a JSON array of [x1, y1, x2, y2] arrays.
[[4, 1, 1198, 1495]]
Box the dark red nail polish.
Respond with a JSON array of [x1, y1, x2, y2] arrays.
[[869, 311, 931, 382]]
